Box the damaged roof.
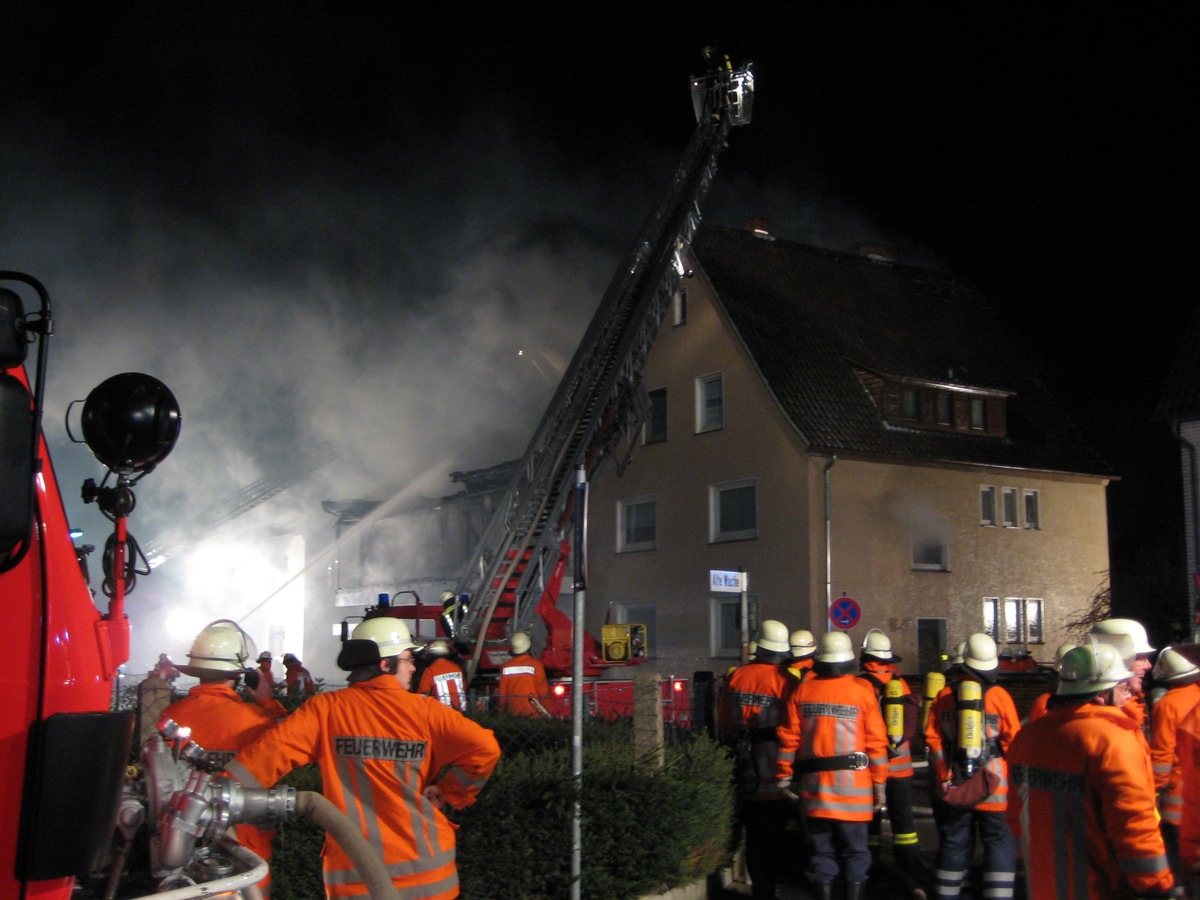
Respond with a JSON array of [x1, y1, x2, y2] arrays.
[[692, 224, 1111, 477]]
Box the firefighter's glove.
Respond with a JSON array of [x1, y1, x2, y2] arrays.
[[776, 776, 792, 794], [872, 782, 887, 813]]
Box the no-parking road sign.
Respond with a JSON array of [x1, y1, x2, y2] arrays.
[[829, 596, 861, 630]]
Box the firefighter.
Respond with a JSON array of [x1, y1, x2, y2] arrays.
[[255, 650, 279, 693], [1150, 646, 1200, 880], [1025, 641, 1076, 723], [1007, 643, 1178, 898], [281, 652, 317, 697], [227, 617, 500, 900], [717, 619, 796, 899], [498, 631, 549, 716], [418, 639, 468, 712], [776, 631, 888, 900], [924, 633, 1020, 900], [787, 628, 817, 682], [165, 620, 287, 897], [856, 628, 928, 879], [1091, 617, 1155, 744], [1178, 693, 1200, 895]]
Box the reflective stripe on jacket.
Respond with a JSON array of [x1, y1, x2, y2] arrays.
[[776, 673, 888, 821], [1177, 701, 1200, 870], [418, 658, 467, 712], [1007, 701, 1174, 899], [924, 680, 1020, 812], [857, 662, 914, 778], [228, 675, 500, 900], [717, 660, 794, 801], [1149, 681, 1200, 825]]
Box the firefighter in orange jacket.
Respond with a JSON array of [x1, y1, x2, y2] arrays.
[[165, 620, 287, 897], [777, 631, 889, 900], [418, 639, 468, 712], [787, 628, 817, 683], [856, 628, 927, 879], [1092, 617, 1156, 747], [1026, 641, 1076, 724], [227, 618, 500, 900], [718, 620, 796, 900], [282, 652, 317, 697], [498, 631, 549, 716], [1178, 693, 1200, 894], [924, 633, 1020, 900], [1007, 642, 1177, 898], [1150, 646, 1200, 881]]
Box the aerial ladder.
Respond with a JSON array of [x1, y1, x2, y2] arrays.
[[450, 56, 754, 679]]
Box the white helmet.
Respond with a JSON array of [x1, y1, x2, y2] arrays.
[[861, 628, 893, 660], [1091, 619, 1154, 658], [181, 619, 257, 675], [963, 633, 999, 672], [756, 620, 790, 654], [816, 631, 855, 664], [1153, 646, 1200, 684], [1057, 642, 1134, 696], [511, 632, 531, 656], [949, 641, 967, 665], [350, 617, 420, 656], [1053, 642, 1077, 670], [789, 629, 816, 659], [426, 639, 452, 657]]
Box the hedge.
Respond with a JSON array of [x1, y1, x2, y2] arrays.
[[271, 715, 734, 900]]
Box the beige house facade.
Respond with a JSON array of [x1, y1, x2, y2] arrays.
[[585, 225, 1112, 678]]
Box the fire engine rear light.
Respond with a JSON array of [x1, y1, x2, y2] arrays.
[[672, 680, 685, 692], [552, 684, 567, 696]]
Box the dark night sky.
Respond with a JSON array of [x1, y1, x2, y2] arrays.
[[2, 5, 1196, 654]]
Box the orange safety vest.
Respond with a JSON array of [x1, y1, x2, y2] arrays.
[[717, 659, 795, 801], [787, 657, 815, 684], [776, 673, 888, 821], [1150, 681, 1200, 827], [228, 675, 500, 900], [163, 683, 287, 894], [1026, 691, 1050, 723], [1179, 700, 1200, 871], [418, 657, 467, 712], [924, 679, 1020, 812], [1007, 701, 1175, 898], [498, 653, 549, 716], [857, 662, 915, 779]]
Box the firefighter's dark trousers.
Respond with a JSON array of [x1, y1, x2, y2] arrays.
[[806, 817, 871, 886], [931, 801, 1016, 899], [739, 797, 793, 899]]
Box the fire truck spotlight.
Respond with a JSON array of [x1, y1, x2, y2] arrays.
[[76, 372, 181, 475]]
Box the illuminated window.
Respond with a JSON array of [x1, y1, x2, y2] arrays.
[[696, 372, 724, 432], [983, 597, 999, 640], [617, 496, 656, 552]]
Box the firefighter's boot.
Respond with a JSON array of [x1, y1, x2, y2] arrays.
[[843, 881, 865, 900], [895, 841, 933, 883]]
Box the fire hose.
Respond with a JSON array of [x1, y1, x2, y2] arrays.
[[294, 791, 400, 900]]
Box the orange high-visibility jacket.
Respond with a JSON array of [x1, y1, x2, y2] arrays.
[[1177, 700, 1200, 870], [717, 659, 795, 801], [787, 657, 815, 684], [775, 673, 888, 822], [1150, 681, 1200, 826], [228, 675, 500, 900], [925, 679, 1020, 812], [1026, 691, 1050, 723], [163, 683, 287, 890], [857, 662, 915, 779], [418, 657, 467, 712], [1007, 701, 1175, 899], [498, 653, 549, 716]]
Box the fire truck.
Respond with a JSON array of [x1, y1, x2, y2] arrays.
[[354, 55, 754, 721]]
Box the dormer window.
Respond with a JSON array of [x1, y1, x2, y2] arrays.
[[854, 364, 1012, 438]]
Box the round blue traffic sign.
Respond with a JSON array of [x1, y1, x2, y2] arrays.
[[830, 596, 861, 630]]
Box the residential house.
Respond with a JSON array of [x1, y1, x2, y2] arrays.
[[586, 223, 1112, 677]]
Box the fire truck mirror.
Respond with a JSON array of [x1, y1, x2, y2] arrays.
[[0, 288, 28, 367], [0, 372, 34, 560]]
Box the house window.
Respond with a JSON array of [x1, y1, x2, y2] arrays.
[[617, 496, 656, 552], [644, 387, 667, 445], [980, 485, 997, 526], [1003, 598, 1022, 643], [983, 598, 1000, 640], [911, 515, 949, 571], [902, 387, 919, 420], [710, 479, 757, 542], [1023, 490, 1040, 529], [970, 397, 987, 430], [673, 289, 687, 326], [935, 392, 953, 425], [712, 594, 759, 658], [1002, 488, 1018, 528], [696, 372, 724, 432], [1025, 598, 1044, 643], [617, 602, 657, 659]]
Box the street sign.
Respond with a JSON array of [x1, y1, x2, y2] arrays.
[[710, 570, 746, 593], [830, 596, 861, 630]]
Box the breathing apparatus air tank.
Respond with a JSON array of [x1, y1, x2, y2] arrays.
[[922, 671, 944, 731], [884, 678, 906, 750], [955, 679, 984, 780]]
